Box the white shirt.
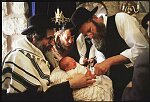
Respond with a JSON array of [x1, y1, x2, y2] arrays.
[[78, 12, 149, 66], [114, 12, 149, 63], [76, 33, 105, 64]]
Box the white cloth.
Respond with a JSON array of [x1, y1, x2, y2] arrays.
[[50, 63, 113, 101], [103, 12, 149, 64], [2, 37, 52, 93], [76, 33, 105, 64]]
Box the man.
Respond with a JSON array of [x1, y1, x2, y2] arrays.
[[122, 12, 150, 101], [142, 12, 150, 41], [71, 7, 149, 101], [2, 15, 95, 102], [54, 22, 80, 62]]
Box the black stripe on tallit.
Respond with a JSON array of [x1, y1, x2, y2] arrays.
[[4, 61, 41, 84]]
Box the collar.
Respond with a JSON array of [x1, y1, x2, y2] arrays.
[[103, 15, 107, 26]]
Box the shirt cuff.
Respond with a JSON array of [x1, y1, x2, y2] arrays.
[[120, 49, 136, 64]]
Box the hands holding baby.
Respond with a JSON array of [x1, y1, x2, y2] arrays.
[[69, 73, 96, 89]]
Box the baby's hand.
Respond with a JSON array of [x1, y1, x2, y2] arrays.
[[85, 68, 96, 79]]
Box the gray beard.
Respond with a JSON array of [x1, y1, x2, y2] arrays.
[[35, 41, 50, 53], [93, 37, 105, 51]]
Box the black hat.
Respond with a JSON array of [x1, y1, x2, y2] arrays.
[[71, 6, 98, 29], [61, 21, 74, 30], [141, 12, 150, 30], [21, 14, 54, 35]]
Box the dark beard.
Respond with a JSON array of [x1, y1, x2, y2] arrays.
[[92, 21, 106, 51]]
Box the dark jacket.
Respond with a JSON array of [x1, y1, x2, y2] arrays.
[[101, 15, 133, 101]]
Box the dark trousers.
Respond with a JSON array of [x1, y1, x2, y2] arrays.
[[109, 65, 134, 101]]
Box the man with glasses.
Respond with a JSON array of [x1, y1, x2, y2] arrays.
[[2, 15, 95, 102]]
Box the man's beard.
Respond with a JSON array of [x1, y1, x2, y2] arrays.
[[55, 38, 73, 55], [35, 41, 50, 53], [92, 21, 106, 51], [61, 41, 73, 51]]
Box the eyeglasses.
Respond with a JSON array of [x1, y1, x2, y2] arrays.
[[46, 36, 55, 45]]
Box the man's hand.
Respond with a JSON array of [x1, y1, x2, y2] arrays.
[[85, 68, 96, 79], [82, 57, 89, 66], [88, 58, 97, 67], [94, 59, 111, 75], [68, 73, 96, 89], [94, 55, 129, 75]]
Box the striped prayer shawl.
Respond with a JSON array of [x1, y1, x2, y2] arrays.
[[2, 48, 52, 93]]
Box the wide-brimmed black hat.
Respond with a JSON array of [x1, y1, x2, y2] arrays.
[[21, 14, 54, 35], [141, 12, 150, 30], [71, 6, 98, 29]]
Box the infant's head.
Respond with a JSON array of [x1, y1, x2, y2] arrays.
[[59, 57, 77, 71]]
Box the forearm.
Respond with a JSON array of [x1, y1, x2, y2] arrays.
[[107, 55, 130, 66]]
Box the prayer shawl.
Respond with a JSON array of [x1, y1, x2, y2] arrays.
[[2, 37, 52, 93]]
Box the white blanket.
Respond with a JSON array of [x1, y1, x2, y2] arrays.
[[50, 67, 113, 101]]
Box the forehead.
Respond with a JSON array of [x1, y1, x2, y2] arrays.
[[47, 29, 54, 37], [66, 57, 74, 61], [62, 29, 71, 37], [80, 22, 92, 35]]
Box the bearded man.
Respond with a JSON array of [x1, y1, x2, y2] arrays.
[[2, 15, 95, 102], [71, 7, 149, 101], [54, 22, 80, 62]]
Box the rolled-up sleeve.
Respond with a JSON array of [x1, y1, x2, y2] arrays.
[[115, 13, 149, 63]]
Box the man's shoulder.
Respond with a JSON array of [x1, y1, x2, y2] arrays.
[[3, 48, 38, 62], [116, 12, 129, 16]]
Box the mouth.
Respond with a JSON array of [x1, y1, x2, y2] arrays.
[[66, 44, 72, 47]]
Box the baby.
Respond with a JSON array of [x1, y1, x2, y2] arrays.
[[50, 56, 113, 101], [59, 56, 95, 78]]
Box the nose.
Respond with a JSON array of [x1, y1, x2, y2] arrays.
[[68, 39, 73, 44], [87, 32, 93, 39]]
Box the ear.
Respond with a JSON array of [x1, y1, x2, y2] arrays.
[[32, 35, 36, 43], [92, 15, 103, 23], [92, 15, 98, 19]]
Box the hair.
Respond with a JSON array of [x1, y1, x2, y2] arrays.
[[59, 57, 70, 71], [26, 27, 51, 42]]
